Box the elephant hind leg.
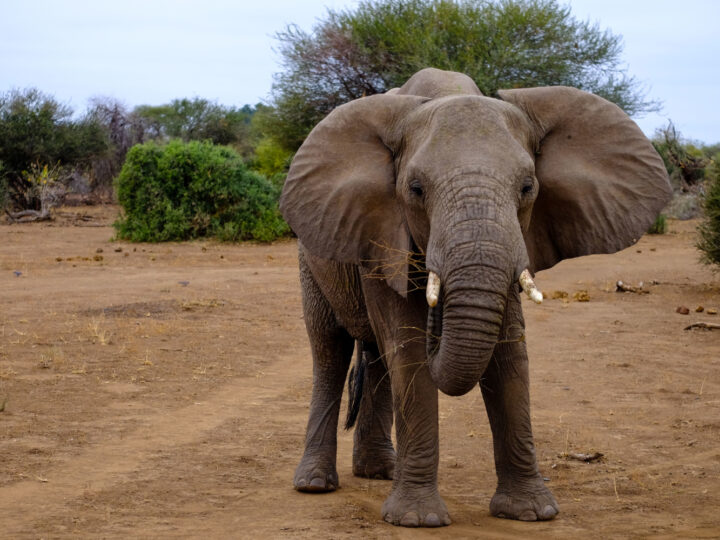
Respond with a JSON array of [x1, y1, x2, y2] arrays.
[[351, 341, 395, 480], [294, 252, 354, 493]]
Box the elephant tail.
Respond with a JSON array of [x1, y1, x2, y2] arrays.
[[344, 340, 366, 430]]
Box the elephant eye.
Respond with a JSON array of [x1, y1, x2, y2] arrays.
[[410, 180, 424, 197], [521, 178, 535, 196]]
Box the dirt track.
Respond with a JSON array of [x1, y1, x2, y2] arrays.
[[1, 206, 719, 538]]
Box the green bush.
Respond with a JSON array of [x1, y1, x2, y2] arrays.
[[114, 140, 289, 242], [697, 155, 720, 268], [647, 213, 667, 234], [251, 136, 293, 178]]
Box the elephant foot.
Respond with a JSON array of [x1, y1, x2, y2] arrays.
[[381, 487, 451, 527], [293, 454, 339, 493], [490, 477, 558, 521], [353, 444, 395, 479]]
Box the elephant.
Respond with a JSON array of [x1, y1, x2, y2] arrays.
[[279, 68, 671, 527]]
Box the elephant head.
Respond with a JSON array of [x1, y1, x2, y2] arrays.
[[280, 68, 671, 397]]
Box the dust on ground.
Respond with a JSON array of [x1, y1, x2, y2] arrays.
[[1, 206, 719, 538]]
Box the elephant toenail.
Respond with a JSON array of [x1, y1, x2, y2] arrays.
[[423, 513, 441, 527], [540, 505, 557, 520], [400, 511, 420, 527], [310, 477, 326, 488], [518, 509, 538, 521], [295, 479, 307, 489]]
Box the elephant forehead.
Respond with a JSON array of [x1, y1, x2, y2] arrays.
[[409, 95, 533, 145]]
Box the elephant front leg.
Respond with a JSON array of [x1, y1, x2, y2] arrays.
[[480, 288, 558, 521], [361, 275, 450, 527], [380, 340, 450, 527], [352, 341, 395, 480]]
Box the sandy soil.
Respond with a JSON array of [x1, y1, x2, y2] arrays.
[[1, 206, 719, 539]]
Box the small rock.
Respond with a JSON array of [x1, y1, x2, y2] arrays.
[[96, 248, 103, 253], [676, 306, 690, 315], [696, 306, 704, 313], [55, 257, 63, 262], [93, 254, 103, 262], [707, 308, 718, 315], [114, 247, 123, 252]]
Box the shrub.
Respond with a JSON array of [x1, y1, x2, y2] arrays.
[[251, 136, 293, 178], [697, 155, 720, 268], [114, 140, 289, 242], [0, 88, 107, 207], [647, 213, 667, 235]]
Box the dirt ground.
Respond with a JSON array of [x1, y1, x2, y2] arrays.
[[1, 206, 719, 539]]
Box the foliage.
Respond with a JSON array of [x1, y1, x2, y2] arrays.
[[652, 122, 708, 192], [0, 88, 108, 207], [0, 161, 7, 211], [134, 99, 256, 156], [697, 154, 720, 268], [114, 140, 289, 242], [266, 0, 660, 151], [647, 214, 667, 235], [251, 136, 294, 178]]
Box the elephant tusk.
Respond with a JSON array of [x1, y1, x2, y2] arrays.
[[519, 269, 543, 304], [426, 271, 441, 307]]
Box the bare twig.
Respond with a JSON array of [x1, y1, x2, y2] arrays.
[[684, 322, 720, 331]]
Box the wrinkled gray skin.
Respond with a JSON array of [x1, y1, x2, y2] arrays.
[[280, 68, 671, 527]]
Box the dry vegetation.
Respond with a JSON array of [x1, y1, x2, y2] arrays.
[[1, 206, 719, 538]]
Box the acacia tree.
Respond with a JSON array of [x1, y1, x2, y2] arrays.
[[264, 0, 659, 151]]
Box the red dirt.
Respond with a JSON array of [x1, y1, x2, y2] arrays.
[[1, 206, 719, 538]]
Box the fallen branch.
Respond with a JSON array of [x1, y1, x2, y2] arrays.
[[559, 451, 604, 463], [684, 322, 720, 331], [5, 209, 52, 223], [616, 280, 649, 294]]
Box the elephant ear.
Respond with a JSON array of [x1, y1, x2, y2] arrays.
[[280, 94, 428, 296], [498, 87, 672, 272]]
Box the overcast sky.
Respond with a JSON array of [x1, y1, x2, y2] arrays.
[[1, 0, 718, 142]]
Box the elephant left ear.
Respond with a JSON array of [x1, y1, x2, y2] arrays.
[[498, 87, 672, 272]]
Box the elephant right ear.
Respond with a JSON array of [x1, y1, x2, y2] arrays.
[[280, 94, 428, 296]]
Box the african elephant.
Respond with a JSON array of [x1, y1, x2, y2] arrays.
[[279, 68, 671, 527]]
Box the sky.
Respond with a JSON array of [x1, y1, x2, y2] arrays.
[[1, 0, 718, 143]]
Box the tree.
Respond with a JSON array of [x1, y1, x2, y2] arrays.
[[86, 97, 147, 193], [133, 98, 256, 156], [266, 0, 659, 151], [0, 88, 107, 208]]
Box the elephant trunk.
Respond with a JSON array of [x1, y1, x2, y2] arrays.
[[425, 206, 525, 396]]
